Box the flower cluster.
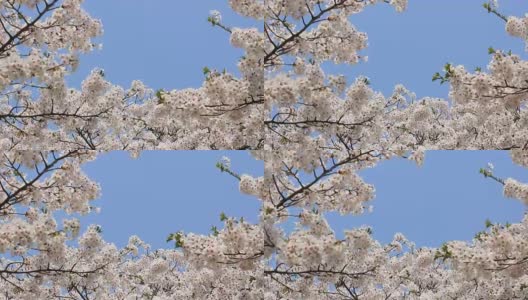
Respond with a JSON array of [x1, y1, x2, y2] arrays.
[[506, 15, 528, 50], [4, 0, 528, 299]]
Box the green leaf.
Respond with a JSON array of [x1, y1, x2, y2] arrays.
[[220, 212, 228, 222], [479, 168, 491, 177], [166, 232, 184, 248], [166, 234, 174, 243], [156, 89, 165, 104], [216, 162, 226, 172], [474, 231, 486, 241], [207, 16, 216, 26], [488, 47, 496, 54], [434, 243, 453, 261], [210, 226, 219, 236], [485, 218, 493, 228], [482, 3, 491, 13]]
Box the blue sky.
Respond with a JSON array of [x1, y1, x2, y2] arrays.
[[69, 2, 528, 249], [69, 0, 256, 89], [330, 0, 528, 98], [70, 0, 528, 97], [336, 151, 527, 247], [80, 151, 263, 249], [78, 151, 527, 250]]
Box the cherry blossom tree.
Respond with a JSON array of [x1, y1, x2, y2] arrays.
[[0, 0, 263, 151], [2, 0, 528, 299]]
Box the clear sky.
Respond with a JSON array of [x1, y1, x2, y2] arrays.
[[78, 151, 527, 250], [336, 151, 527, 247], [80, 151, 263, 249], [68, 0, 256, 90], [70, 0, 528, 96], [69, 1, 528, 249], [330, 0, 528, 98]]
